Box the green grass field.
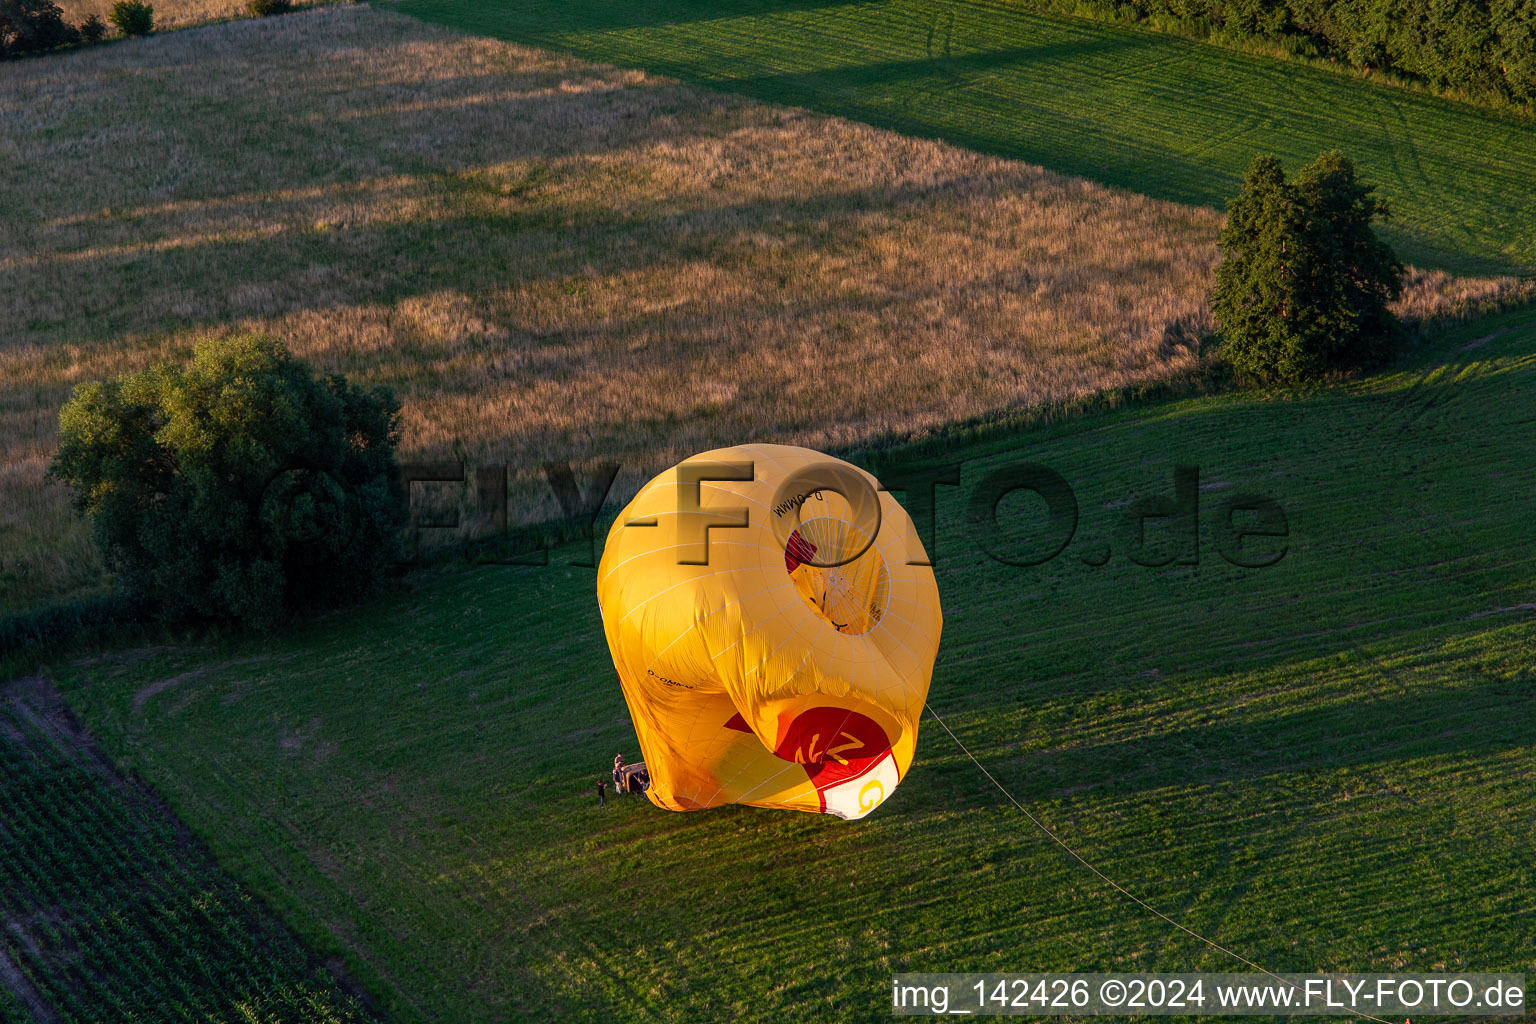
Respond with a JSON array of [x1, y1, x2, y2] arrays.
[[42, 310, 1536, 1022], [0, 677, 376, 1024], [393, 0, 1536, 277]]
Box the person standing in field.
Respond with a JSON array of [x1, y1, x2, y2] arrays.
[[596, 779, 607, 806], [613, 754, 625, 794]]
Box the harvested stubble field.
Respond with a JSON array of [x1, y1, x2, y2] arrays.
[[0, 4, 1524, 611]]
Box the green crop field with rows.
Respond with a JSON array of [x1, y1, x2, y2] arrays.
[[0, 679, 376, 1024]]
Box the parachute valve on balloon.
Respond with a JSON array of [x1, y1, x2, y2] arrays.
[[596, 444, 943, 820]]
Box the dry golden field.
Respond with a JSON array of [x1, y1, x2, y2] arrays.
[[54, 0, 339, 32], [0, 4, 1526, 610], [57, 0, 247, 30]]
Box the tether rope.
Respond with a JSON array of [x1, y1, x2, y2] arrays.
[[924, 703, 1399, 1024]]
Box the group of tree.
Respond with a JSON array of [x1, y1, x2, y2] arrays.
[[1045, 0, 1536, 108], [1, 0, 151, 57], [1212, 150, 1405, 383], [3, 0, 291, 57], [51, 336, 408, 631]]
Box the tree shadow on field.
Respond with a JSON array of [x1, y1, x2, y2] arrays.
[[1013, 672, 1533, 803], [28, 65, 728, 165], [2, 154, 1092, 351], [1, 75, 828, 338], [899, 581, 1536, 816]]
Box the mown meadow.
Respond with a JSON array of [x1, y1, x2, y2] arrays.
[[43, 310, 1536, 1022]]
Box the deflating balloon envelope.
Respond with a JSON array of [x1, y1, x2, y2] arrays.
[[595, 444, 943, 820]]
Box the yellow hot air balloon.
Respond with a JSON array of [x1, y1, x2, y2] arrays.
[[596, 444, 942, 820]]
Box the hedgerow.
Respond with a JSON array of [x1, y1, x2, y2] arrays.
[[1025, 0, 1536, 109]]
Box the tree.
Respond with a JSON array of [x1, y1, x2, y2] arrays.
[[1212, 151, 1405, 383], [51, 335, 409, 630], [0, 0, 79, 56], [107, 0, 152, 36]]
